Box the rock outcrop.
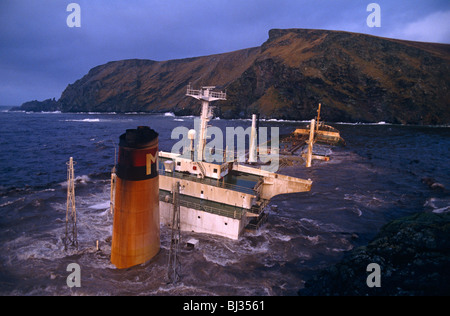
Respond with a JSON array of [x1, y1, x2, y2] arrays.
[[10, 98, 60, 112], [298, 212, 450, 296]]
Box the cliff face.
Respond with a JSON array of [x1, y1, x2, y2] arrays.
[[18, 29, 450, 124], [58, 48, 260, 114], [224, 29, 450, 124]]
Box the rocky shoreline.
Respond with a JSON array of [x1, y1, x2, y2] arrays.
[[298, 210, 450, 296]]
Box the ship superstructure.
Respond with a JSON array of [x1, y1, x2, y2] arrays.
[[157, 85, 312, 240]]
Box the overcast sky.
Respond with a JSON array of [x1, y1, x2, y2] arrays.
[[1, 0, 449, 106]]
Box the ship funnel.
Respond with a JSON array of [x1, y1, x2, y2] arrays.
[[111, 126, 160, 269]]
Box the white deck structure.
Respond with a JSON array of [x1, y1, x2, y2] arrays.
[[158, 85, 312, 240]]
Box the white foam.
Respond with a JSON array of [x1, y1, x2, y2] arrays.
[[425, 197, 450, 214], [5, 235, 67, 263], [258, 118, 309, 123], [353, 207, 363, 217], [303, 235, 320, 245], [148, 283, 212, 296], [202, 253, 239, 266], [75, 175, 91, 183], [432, 206, 450, 214], [242, 240, 270, 254], [0, 198, 24, 208], [40, 111, 62, 114], [87, 112, 116, 115], [24, 111, 62, 114], [59, 175, 91, 187], [335, 121, 395, 126], [271, 231, 292, 242], [89, 201, 110, 210], [66, 118, 101, 122]]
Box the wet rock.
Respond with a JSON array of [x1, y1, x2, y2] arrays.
[[10, 98, 60, 112], [422, 177, 447, 193], [299, 212, 450, 296]]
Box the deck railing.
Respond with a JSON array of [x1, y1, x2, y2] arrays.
[[159, 168, 257, 196], [160, 190, 245, 219], [186, 87, 226, 100]]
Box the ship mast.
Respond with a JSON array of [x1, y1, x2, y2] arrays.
[[316, 103, 321, 132], [186, 85, 226, 162], [65, 157, 78, 250]]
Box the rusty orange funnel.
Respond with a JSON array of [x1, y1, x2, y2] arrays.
[[111, 126, 160, 269]]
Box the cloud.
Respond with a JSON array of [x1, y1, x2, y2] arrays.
[[392, 10, 450, 43], [1, 1, 449, 105]]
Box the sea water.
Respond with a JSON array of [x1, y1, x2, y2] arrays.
[[0, 108, 449, 295]]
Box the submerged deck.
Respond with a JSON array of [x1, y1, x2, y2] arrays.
[[294, 124, 345, 146], [158, 166, 259, 196], [156, 145, 312, 239]]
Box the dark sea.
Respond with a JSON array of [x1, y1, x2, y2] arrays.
[[0, 107, 449, 296]]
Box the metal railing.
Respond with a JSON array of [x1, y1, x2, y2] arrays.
[[209, 91, 227, 99], [159, 168, 257, 196], [160, 191, 245, 220], [186, 87, 226, 100], [186, 88, 201, 97]]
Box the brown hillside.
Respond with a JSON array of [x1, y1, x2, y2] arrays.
[[22, 29, 450, 125], [223, 29, 450, 124], [59, 47, 260, 113]]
